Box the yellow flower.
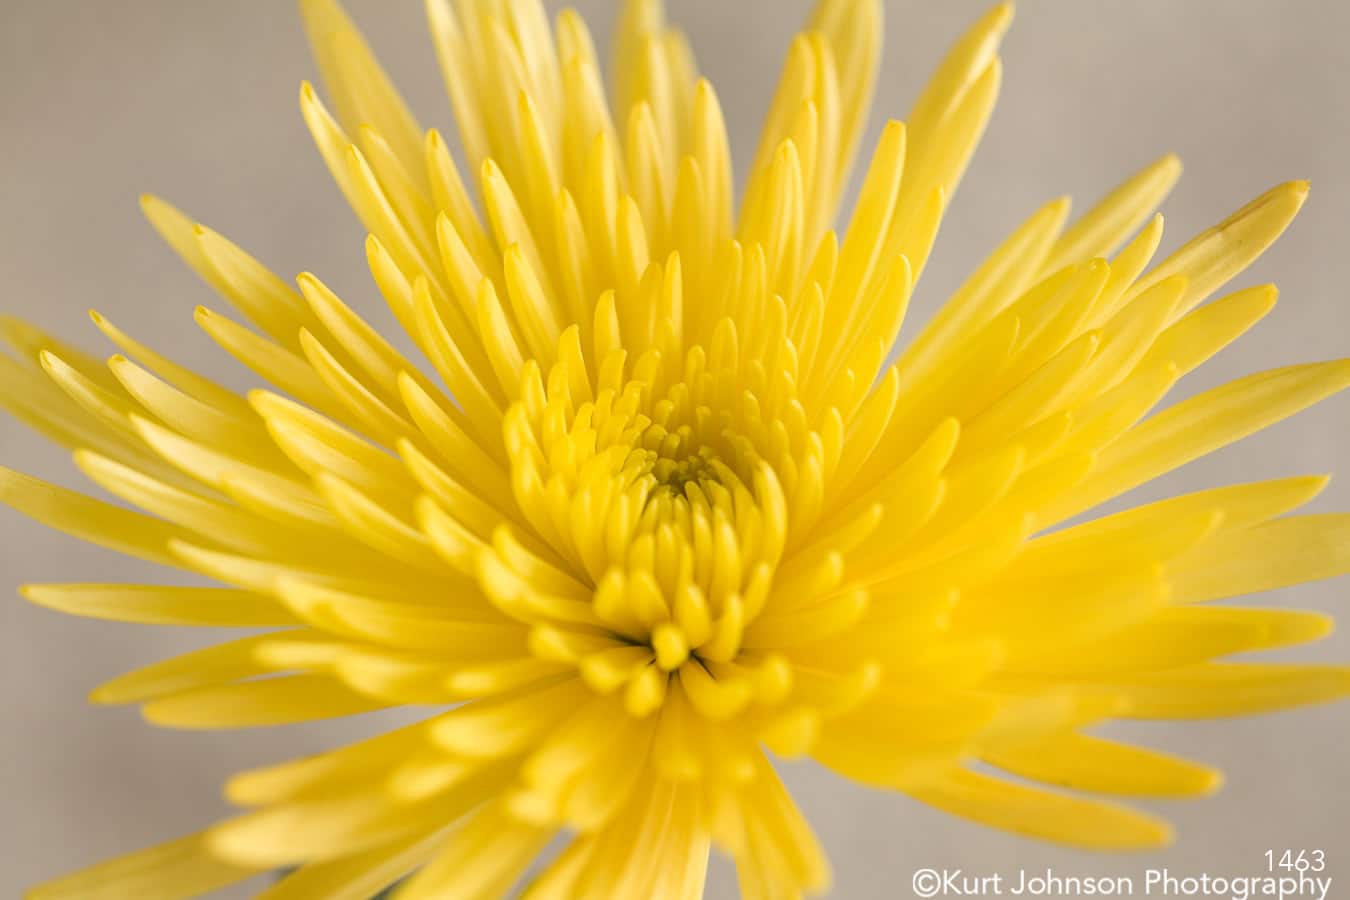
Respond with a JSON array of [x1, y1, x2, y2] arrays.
[[5, 0, 1350, 896]]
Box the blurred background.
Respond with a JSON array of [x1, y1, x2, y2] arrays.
[[2, 1, 1348, 896]]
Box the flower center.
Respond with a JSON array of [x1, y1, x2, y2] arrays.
[[496, 351, 791, 715], [647, 444, 717, 495]]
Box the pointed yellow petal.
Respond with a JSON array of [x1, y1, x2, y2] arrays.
[[910, 768, 1173, 849], [1170, 513, 1350, 603], [0, 466, 186, 568], [984, 733, 1221, 798], [20, 583, 297, 627], [1053, 360, 1350, 521], [142, 674, 389, 729], [26, 831, 257, 900]]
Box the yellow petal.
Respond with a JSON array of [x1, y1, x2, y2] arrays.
[[1169, 514, 1350, 603], [984, 732, 1221, 797], [0, 466, 186, 568], [26, 831, 257, 900], [142, 673, 389, 729], [910, 768, 1173, 849], [1091, 662, 1350, 719], [1043, 154, 1181, 273], [258, 827, 450, 900], [395, 802, 554, 900], [20, 583, 296, 627], [1135, 180, 1308, 321], [1053, 360, 1350, 521]]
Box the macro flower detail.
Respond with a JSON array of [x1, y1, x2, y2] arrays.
[[5, 0, 1350, 897]]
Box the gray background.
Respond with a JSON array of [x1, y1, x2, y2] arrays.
[[2, 1, 1348, 896]]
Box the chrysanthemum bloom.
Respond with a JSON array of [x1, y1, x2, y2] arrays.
[[5, 0, 1350, 896]]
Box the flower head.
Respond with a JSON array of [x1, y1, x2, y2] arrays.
[[6, 0, 1350, 897]]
